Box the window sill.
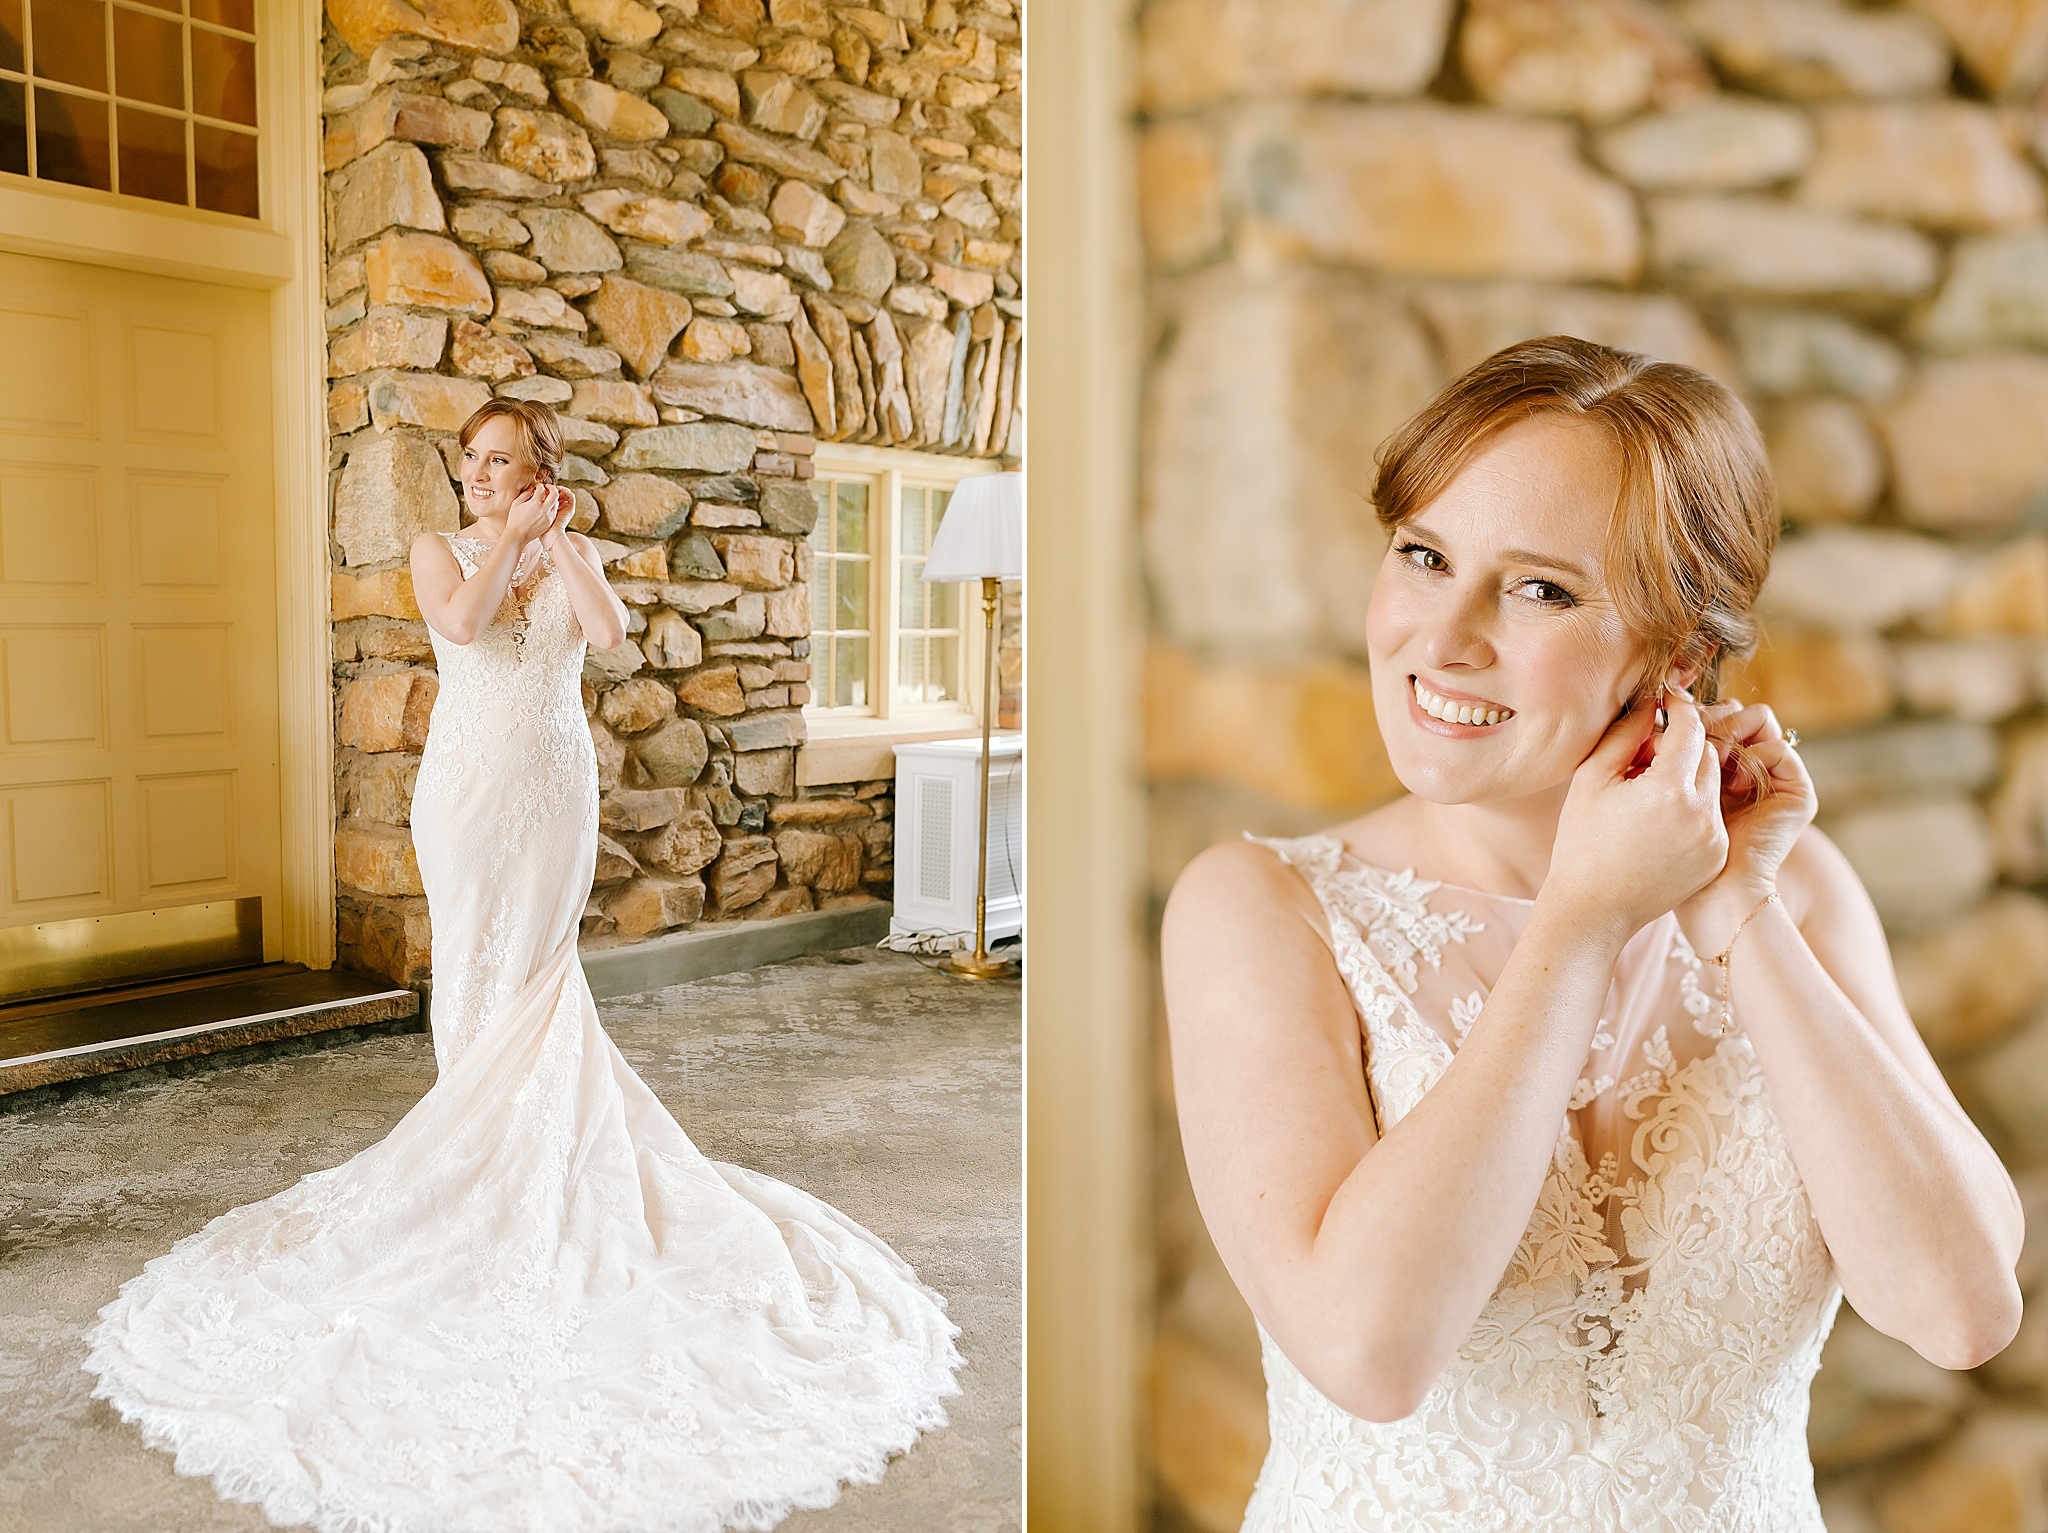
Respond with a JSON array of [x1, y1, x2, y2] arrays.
[[798, 715, 981, 786]]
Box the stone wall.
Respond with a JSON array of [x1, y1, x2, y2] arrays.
[[1138, 3, 2048, 1529], [316, 0, 1022, 988]]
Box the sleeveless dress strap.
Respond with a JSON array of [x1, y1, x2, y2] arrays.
[[1243, 832, 1456, 1132]]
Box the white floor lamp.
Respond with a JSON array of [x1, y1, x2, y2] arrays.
[[920, 471, 1024, 979]]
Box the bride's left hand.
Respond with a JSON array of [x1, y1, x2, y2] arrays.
[[536, 484, 575, 546], [1673, 696, 1817, 957]]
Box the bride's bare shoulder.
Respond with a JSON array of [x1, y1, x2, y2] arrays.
[[1167, 796, 1414, 945]]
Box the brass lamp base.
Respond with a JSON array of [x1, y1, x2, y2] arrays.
[[941, 947, 1013, 980]]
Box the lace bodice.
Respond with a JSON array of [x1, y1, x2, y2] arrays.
[[1242, 834, 1841, 1533]]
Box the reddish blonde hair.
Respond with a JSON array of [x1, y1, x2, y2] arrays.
[[1372, 335, 1778, 704], [458, 397, 564, 483]]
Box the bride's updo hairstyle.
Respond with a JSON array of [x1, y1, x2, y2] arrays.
[[1371, 335, 1778, 706], [458, 397, 564, 486]]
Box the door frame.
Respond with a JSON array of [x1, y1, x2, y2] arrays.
[[0, 0, 330, 966]]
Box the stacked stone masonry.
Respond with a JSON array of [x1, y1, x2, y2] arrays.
[[1138, 3, 2048, 1530], [321, 0, 1022, 991]]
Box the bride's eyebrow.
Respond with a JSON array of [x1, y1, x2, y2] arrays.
[[1499, 547, 1596, 581]]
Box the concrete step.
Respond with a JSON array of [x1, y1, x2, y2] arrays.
[[0, 966, 418, 1096]]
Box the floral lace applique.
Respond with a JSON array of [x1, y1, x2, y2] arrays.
[[1448, 990, 1485, 1046]]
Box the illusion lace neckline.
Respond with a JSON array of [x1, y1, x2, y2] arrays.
[[1322, 835, 1539, 907]]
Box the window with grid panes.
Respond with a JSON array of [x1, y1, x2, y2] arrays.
[[0, 0, 260, 218], [895, 483, 961, 708], [804, 460, 986, 723], [809, 474, 874, 711]]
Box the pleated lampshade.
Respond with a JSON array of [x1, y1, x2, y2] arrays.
[[922, 471, 1023, 583]]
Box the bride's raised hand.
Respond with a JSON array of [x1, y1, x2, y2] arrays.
[[1675, 698, 1817, 955], [1543, 687, 1730, 945], [504, 479, 558, 545], [539, 484, 576, 545]]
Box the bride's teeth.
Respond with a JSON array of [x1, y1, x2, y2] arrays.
[[1414, 678, 1511, 726]]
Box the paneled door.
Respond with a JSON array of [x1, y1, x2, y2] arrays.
[[0, 250, 280, 980]]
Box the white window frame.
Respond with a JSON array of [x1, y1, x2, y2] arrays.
[[800, 444, 1003, 784]]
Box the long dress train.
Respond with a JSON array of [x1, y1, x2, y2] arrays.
[[83, 533, 963, 1533]]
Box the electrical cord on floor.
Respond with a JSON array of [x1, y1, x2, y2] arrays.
[[876, 928, 1024, 974]]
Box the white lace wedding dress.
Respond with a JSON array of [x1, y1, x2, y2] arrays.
[[84, 533, 963, 1533], [1241, 834, 1841, 1533]]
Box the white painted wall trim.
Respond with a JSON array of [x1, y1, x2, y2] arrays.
[[0, 180, 294, 286], [261, 0, 334, 968], [1026, 0, 1148, 1525]]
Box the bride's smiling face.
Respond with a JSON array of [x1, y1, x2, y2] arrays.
[[460, 416, 539, 517], [1365, 413, 1656, 807]]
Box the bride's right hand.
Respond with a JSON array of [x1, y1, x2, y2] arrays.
[[504, 480, 559, 545], [1541, 688, 1730, 944]]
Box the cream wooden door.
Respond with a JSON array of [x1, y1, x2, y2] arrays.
[[0, 251, 281, 970]]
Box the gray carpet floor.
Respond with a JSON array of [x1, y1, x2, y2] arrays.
[[0, 947, 1021, 1533]]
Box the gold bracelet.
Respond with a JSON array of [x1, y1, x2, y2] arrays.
[[1706, 891, 1779, 1039]]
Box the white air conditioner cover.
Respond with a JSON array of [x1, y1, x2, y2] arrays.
[[891, 733, 1022, 945]]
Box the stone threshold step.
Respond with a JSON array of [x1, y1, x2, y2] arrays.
[[0, 966, 418, 1096], [579, 900, 896, 1001]]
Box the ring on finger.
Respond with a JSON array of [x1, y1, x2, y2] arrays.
[[1784, 728, 1800, 749]]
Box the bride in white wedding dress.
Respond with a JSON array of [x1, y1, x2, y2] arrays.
[[84, 399, 962, 1533], [1163, 338, 2023, 1531]]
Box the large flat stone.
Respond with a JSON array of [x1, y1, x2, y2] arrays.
[[1146, 644, 1403, 812], [1822, 796, 1995, 929], [337, 669, 439, 754], [587, 274, 694, 377], [367, 372, 492, 431], [1759, 526, 1961, 632], [1877, 355, 2048, 533], [612, 422, 760, 471], [1237, 103, 1639, 282], [632, 716, 710, 789], [1144, 265, 1440, 653], [1894, 890, 2048, 1055], [334, 822, 423, 897], [1798, 718, 2000, 807], [579, 189, 712, 245], [650, 360, 817, 431], [1649, 195, 1937, 301], [1138, 120, 1225, 271], [525, 207, 622, 273], [327, 0, 519, 58], [1678, 0, 1952, 98], [1594, 99, 1813, 190], [624, 242, 738, 298], [333, 431, 460, 566], [555, 77, 671, 142], [711, 120, 843, 183], [363, 231, 493, 313], [1908, 0, 2048, 97], [493, 107, 598, 184], [437, 154, 560, 199], [1720, 631, 1893, 733], [1460, 0, 1712, 124], [1766, 395, 1882, 522], [593, 473, 692, 537], [328, 140, 444, 248], [1414, 282, 1736, 382], [1894, 637, 2037, 722], [1800, 101, 2043, 231], [1730, 308, 1905, 399], [1138, 0, 1454, 111], [1920, 231, 2048, 350], [329, 307, 446, 376], [570, 0, 661, 45]]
